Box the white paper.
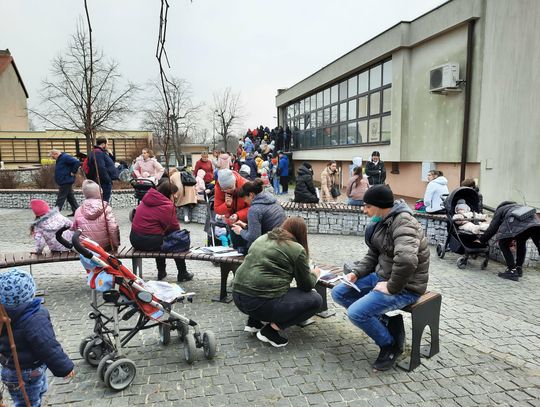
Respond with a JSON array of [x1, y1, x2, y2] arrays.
[[337, 276, 363, 293], [143, 280, 185, 303], [212, 250, 242, 257]]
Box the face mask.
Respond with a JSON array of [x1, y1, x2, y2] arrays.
[[371, 216, 382, 223]]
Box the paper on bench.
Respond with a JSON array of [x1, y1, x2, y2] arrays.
[[211, 250, 242, 257], [317, 268, 342, 283], [200, 246, 236, 254]]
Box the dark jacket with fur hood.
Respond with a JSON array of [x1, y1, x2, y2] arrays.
[[344, 200, 429, 295]]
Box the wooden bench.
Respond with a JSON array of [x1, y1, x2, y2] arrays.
[[317, 266, 441, 371], [0, 248, 242, 304]]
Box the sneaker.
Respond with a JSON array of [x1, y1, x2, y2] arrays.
[[498, 268, 519, 281], [256, 324, 288, 347], [372, 342, 401, 371], [177, 271, 194, 282], [515, 266, 523, 277], [244, 317, 265, 333], [184, 215, 190, 223]]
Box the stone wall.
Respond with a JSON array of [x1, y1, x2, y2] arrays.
[[0, 190, 537, 267], [0, 167, 40, 185]]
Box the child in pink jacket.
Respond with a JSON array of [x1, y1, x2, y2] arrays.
[[72, 180, 120, 252], [195, 169, 206, 199], [30, 200, 73, 254]]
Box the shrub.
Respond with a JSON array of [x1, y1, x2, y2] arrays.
[[31, 165, 57, 189], [0, 171, 19, 189], [40, 158, 55, 165]]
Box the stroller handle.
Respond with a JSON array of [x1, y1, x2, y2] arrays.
[[55, 226, 73, 249], [72, 230, 94, 259]]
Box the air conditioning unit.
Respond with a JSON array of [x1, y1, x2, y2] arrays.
[[429, 62, 460, 92]]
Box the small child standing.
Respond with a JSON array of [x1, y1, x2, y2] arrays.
[[195, 169, 206, 199], [0, 269, 74, 406], [30, 199, 73, 255]]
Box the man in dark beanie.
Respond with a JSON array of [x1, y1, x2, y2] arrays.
[[331, 185, 430, 371]]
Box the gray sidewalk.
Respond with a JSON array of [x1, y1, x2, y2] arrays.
[[0, 208, 539, 406]]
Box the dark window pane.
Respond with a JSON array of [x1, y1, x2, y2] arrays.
[[347, 122, 357, 144], [370, 65, 382, 89], [331, 85, 338, 104], [370, 92, 381, 116], [331, 126, 339, 146], [383, 60, 392, 85], [324, 127, 332, 146], [359, 120, 367, 143], [339, 81, 347, 101], [331, 105, 338, 124], [298, 131, 304, 149], [316, 128, 324, 146], [348, 99, 357, 120], [359, 71, 368, 93], [304, 113, 311, 130], [339, 102, 347, 122], [339, 124, 348, 145], [368, 118, 380, 142], [348, 76, 358, 97], [381, 115, 391, 142]]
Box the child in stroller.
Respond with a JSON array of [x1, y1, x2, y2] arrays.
[[452, 199, 491, 235], [55, 227, 217, 391], [129, 177, 156, 221]]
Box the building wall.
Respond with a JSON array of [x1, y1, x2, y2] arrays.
[[476, 0, 540, 207], [0, 64, 28, 131]]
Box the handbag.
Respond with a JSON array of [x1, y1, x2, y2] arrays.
[[161, 229, 191, 253], [330, 184, 341, 198], [510, 206, 536, 221], [180, 171, 197, 186]]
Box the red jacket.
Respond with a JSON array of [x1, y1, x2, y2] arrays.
[[215, 171, 250, 223], [194, 159, 214, 183], [131, 188, 179, 236]]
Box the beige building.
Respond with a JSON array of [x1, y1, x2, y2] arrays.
[[276, 0, 540, 208], [0, 50, 29, 132]]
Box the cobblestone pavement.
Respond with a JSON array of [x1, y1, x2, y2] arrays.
[[1, 207, 539, 406]]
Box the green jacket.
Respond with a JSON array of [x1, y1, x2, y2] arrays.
[[232, 230, 317, 299]]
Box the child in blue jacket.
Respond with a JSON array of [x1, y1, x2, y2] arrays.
[[0, 269, 74, 406]]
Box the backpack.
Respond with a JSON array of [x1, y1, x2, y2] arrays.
[[82, 157, 91, 176], [161, 229, 191, 253], [180, 171, 197, 186]]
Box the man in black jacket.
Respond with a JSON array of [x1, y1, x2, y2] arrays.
[[50, 149, 80, 215], [87, 137, 118, 202], [365, 151, 386, 185], [294, 162, 319, 203]]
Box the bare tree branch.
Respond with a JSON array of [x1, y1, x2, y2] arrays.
[[212, 87, 244, 151]]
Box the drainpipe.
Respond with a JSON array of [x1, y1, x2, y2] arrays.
[[460, 19, 475, 182]]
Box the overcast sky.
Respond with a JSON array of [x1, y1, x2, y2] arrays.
[[1, 0, 445, 135]]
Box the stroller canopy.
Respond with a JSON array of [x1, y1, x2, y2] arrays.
[[444, 187, 481, 216]]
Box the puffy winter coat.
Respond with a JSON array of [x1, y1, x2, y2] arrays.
[[294, 164, 318, 203], [244, 157, 258, 180], [87, 146, 118, 185], [365, 160, 386, 185], [480, 202, 540, 243], [72, 198, 120, 250], [278, 155, 289, 177], [170, 171, 198, 207], [346, 175, 369, 201], [239, 192, 286, 246], [131, 188, 179, 236], [0, 299, 73, 376], [54, 152, 80, 185], [344, 200, 430, 295], [424, 176, 449, 213], [133, 157, 164, 180], [195, 169, 206, 196], [31, 210, 73, 254], [215, 171, 250, 223], [320, 167, 338, 202]]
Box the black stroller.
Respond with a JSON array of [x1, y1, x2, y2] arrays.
[[436, 187, 490, 269], [129, 178, 156, 222]]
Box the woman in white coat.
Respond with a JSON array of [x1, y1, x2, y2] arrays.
[[423, 170, 448, 213]]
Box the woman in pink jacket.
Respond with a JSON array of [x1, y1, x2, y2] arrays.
[[133, 149, 164, 181], [72, 180, 120, 252]]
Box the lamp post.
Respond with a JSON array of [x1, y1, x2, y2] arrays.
[[212, 110, 218, 151]]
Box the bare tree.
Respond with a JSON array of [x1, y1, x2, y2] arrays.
[[143, 77, 202, 165], [212, 87, 244, 150], [33, 23, 138, 153]]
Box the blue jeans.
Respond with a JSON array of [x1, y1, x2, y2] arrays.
[[102, 182, 112, 202], [347, 198, 364, 206], [1, 364, 48, 407], [272, 175, 281, 194], [331, 272, 419, 347]]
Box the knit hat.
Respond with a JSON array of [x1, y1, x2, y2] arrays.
[[363, 185, 394, 208], [0, 269, 36, 306], [30, 199, 50, 217], [455, 199, 470, 213], [82, 180, 101, 199], [218, 169, 236, 189]]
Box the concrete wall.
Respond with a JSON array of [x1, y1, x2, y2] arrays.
[[476, 0, 540, 207], [0, 64, 28, 131]]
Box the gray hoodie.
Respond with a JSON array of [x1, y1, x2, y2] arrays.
[[240, 192, 286, 246]]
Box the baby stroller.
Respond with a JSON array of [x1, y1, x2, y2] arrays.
[[436, 187, 490, 269], [55, 227, 217, 391], [129, 177, 156, 221]]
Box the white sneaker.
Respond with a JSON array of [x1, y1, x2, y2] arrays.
[[184, 215, 190, 223]]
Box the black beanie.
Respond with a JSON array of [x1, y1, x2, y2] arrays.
[[363, 185, 394, 208], [302, 161, 312, 169]]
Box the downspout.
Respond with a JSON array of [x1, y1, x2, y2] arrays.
[[460, 19, 475, 182]]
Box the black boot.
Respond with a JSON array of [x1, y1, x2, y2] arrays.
[[515, 266, 523, 277], [387, 315, 405, 353], [498, 267, 519, 281]]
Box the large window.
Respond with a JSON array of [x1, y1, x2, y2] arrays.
[[287, 59, 392, 150]]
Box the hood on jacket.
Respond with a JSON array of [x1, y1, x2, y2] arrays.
[[385, 199, 414, 220], [432, 176, 448, 186], [31, 208, 64, 231], [196, 169, 206, 178], [141, 187, 170, 207], [4, 298, 41, 324], [297, 165, 313, 177], [80, 198, 107, 220], [252, 191, 278, 206]]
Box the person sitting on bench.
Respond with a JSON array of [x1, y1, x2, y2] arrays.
[[331, 185, 430, 371]]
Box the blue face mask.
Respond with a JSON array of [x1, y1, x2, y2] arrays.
[[371, 216, 382, 223]]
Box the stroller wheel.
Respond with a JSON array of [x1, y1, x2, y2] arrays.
[[79, 335, 97, 358], [456, 257, 468, 269], [83, 338, 106, 366], [159, 324, 171, 345], [104, 358, 137, 391], [436, 243, 445, 259], [97, 353, 115, 382], [202, 331, 217, 360], [481, 258, 489, 270], [183, 334, 197, 365]]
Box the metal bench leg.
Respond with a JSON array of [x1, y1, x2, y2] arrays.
[[315, 284, 335, 318], [211, 263, 236, 303], [132, 258, 143, 279], [423, 296, 441, 358]]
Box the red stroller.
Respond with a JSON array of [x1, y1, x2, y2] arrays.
[[55, 227, 217, 391]]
